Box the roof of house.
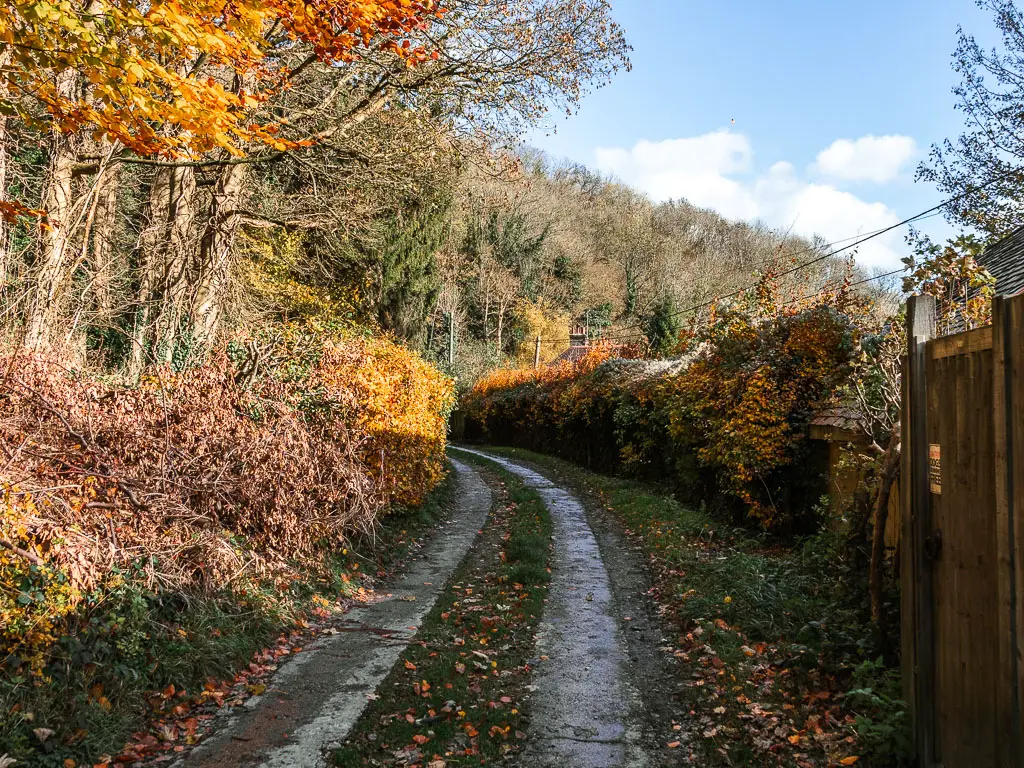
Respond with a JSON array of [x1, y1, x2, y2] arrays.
[[810, 406, 867, 433], [808, 406, 872, 444], [550, 345, 594, 366], [979, 225, 1024, 297]]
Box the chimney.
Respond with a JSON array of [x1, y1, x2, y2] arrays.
[[569, 325, 589, 348]]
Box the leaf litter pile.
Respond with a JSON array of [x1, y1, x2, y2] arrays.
[[334, 464, 552, 768], [595, 482, 873, 767]]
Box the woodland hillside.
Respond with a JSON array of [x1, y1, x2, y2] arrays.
[[423, 153, 875, 380], [2, 0, 1020, 763]]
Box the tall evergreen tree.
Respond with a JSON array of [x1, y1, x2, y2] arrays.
[[373, 195, 452, 342], [643, 293, 681, 358]]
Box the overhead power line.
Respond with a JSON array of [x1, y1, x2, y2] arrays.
[[585, 267, 908, 346], [530, 170, 1010, 345]]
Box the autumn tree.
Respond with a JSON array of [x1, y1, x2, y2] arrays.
[[1, 0, 444, 350], [918, 0, 1024, 235], [0, 0, 631, 368], [903, 231, 996, 333]]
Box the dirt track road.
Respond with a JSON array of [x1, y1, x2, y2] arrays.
[[173, 459, 490, 768], [170, 450, 687, 768], [453, 447, 653, 767]]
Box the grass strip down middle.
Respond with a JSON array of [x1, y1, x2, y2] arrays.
[[334, 456, 553, 766]]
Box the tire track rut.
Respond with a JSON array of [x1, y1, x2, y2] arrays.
[[452, 448, 651, 768], [173, 459, 490, 768]]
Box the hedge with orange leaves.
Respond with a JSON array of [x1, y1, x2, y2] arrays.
[[464, 298, 862, 531], [0, 330, 453, 669]]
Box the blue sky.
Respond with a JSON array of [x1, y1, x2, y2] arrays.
[[527, 0, 999, 269]]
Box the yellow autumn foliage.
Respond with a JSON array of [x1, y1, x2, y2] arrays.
[[1, 488, 80, 671]]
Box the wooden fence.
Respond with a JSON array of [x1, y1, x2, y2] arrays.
[[902, 293, 1024, 767]]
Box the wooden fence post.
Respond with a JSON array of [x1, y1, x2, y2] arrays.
[[995, 295, 1023, 768], [905, 294, 936, 767], [534, 336, 541, 370]]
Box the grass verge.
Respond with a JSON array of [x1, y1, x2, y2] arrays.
[[478, 446, 910, 768], [0, 474, 455, 768], [333, 453, 552, 767]]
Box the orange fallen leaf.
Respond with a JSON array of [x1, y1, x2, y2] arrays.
[[839, 758, 859, 766]]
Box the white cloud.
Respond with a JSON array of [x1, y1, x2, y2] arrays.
[[596, 131, 758, 220], [594, 131, 908, 269], [814, 135, 918, 184]]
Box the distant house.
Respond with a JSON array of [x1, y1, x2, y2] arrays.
[[549, 325, 626, 366], [550, 325, 592, 366], [980, 225, 1024, 297]]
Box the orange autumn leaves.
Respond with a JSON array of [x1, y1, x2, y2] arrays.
[[465, 341, 620, 424], [0, 333, 452, 668], [0, 0, 441, 157], [268, 326, 455, 508], [670, 302, 856, 526], [464, 282, 861, 530], [336, 335, 454, 507]]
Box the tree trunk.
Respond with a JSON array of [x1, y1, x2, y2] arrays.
[[0, 48, 10, 292], [483, 290, 491, 351], [90, 160, 120, 324], [870, 424, 902, 643], [23, 69, 80, 349], [496, 306, 504, 359], [191, 160, 249, 350], [131, 164, 198, 374]]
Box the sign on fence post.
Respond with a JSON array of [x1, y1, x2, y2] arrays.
[[929, 445, 942, 495]]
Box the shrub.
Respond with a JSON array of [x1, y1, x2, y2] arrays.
[[464, 277, 864, 531], [0, 328, 453, 706], [845, 658, 913, 765]]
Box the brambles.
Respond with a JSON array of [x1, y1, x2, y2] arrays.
[[0, 331, 453, 764]]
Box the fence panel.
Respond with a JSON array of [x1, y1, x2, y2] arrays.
[[903, 293, 1024, 768], [927, 327, 998, 766]]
